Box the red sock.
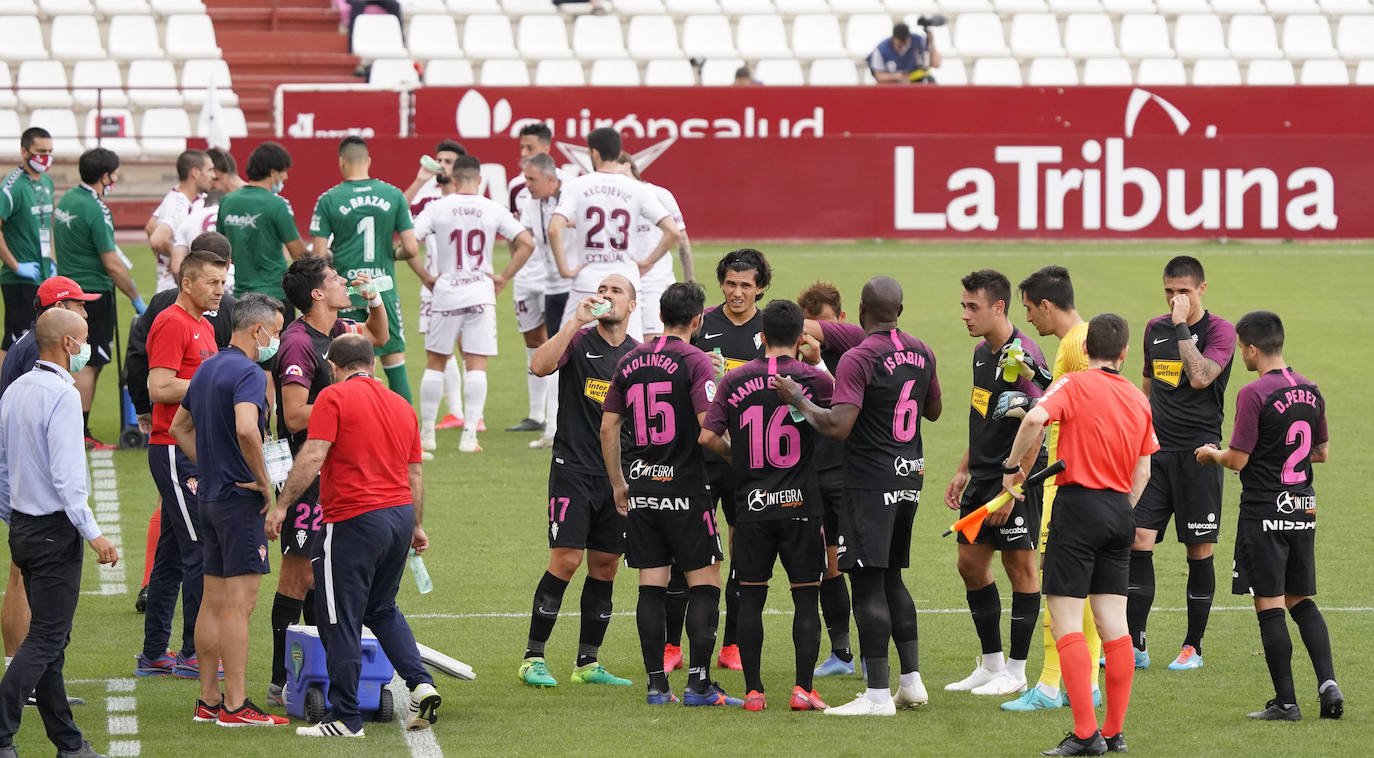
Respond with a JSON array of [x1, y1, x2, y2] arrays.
[[1056, 632, 1098, 739], [142, 509, 161, 586], [1102, 634, 1135, 738]]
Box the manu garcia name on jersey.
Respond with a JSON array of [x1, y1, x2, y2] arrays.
[[746, 487, 805, 512], [628, 495, 691, 511], [725, 374, 810, 408], [882, 349, 929, 374]]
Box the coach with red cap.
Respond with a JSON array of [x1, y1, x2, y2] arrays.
[[0, 276, 100, 397]]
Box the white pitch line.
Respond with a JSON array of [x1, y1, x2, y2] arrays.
[[408, 605, 1374, 620], [86, 450, 126, 597], [105, 678, 140, 757], [388, 675, 443, 758]]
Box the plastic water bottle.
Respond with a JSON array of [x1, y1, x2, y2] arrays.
[[1001, 338, 1025, 383], [347, 274, 394, 298], [711, 347, 725, 380], [589, 299, 611, 318], [420, 155, 442, 173], [408, 550, 433, 595]]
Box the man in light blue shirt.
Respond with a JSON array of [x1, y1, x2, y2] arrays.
[[0, 307, 118, 758]]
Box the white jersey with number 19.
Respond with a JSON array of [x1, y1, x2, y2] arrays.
[[413, 193, 524, 312], [552, 170, 670, 293]]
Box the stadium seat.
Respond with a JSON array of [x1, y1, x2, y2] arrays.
[[682, 15, 737, 57], [0, 16, 47, 61], [808, 57, 860, 83], [1064, 14, 1119, 58], [0, 110, 20, 139], [885, 0, 940, 14], [425, 59, 474, 85], [1228, 15, 1283, 59], [700, 57, 746, 83], [737, 14, 792, 58], [352, 14, 407, 61], [721, 0, 776, 12], [953, 13, 1011, 58], [17, 60, 72, 107], [973, 57, 1023, 83], [940, 0, 994, 10], [1191, 58, 1242, 82], [995, 0, 1049, 12], [1028, 56, 1079, 83], [534, 59, 586, 85], [1136, 57, 1187, 82], [755, 58, 805, 83], [1282, 15, 1337, 59], [94, 0, 150, 14], [1211, 0, 1265, 13], [1082, 56, 1133, 82], [140, 106, 188, 155], [930, 57, 968, 83], [479, 59, 531, 85], [1156, 0, 1210, 13], [398, 0, 444, 14], [164, 13, 221, 59], [1299, 58, 1350, 83], [502, 0, 561, 12], [1010, 13, 1067, 58], [0, 0, 38, 12], [792, 14, 848, 59], [627, 16, 683, 59], [464, 15, 517, 59], [207, 106, 248, 140], [832, 0, 885, 11], [72, 59, 128, 107], [369, 58, 420, 85], [1048, 0, 1104, 12], [1320, 0, 1373, 11], [589, 59, 641, 84], [609, 0, 668, 12], [1356, 59, 1374, 84], [573, 15, 629, 59], [1334, 16, 1374, 61], [776, 0, 832, 12], [407, 14, 461, 60], [38, 0, 93, 13], [847, 13, 901, 57], [1264, 0, 1319, 15], [0, 63, 14, 108], [667, 0, 723, 13], [1101, 0, 1156, 12], [1173, 14, 1228, 60], [107, 14, 163, 60], [518, 15, 573, 59], [181, 58, 236, 106], [150, 0, 205, 14], [127, 59, 182, 107], [643, 58, 697, 84], [50, 15, 107, 60], [1245, 58, 1296, 82], [83, 106, 138, 156], [924, 21, 955, 57], [27, 108, 81, 154], [1118, 14, 1174, 58]]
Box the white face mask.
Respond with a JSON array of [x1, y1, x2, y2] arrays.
[[271, 178, 284, 194]]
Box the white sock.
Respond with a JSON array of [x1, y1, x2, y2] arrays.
[[462, 370, 488, 440], [982, 651, 1005, 672], [444, 356, 463, 417], [542, 370, 559, 439], [525, 347, 544, 422], [420, 369, 444, 429], [1036, 682, 1060, 699], [899, 670, 922, 689], [3, 656, 11, 668], [864, 687, 893, 704], [1006, 658, 1027, 680]]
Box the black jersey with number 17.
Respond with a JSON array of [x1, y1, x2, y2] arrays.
[[553, 327, 638, 474], [602, 335, 717, 496], [833, 329, 940, 491]]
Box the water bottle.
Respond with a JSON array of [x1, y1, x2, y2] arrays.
[[711, 347, 725, 380], [1001, 338, 1025, 383], [408, 549, 433, 595], [347, 274, 394, 298], [420, 155, 443, 173]]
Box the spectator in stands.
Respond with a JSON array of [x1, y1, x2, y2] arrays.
[[343, 0, 401, 50], [868, 23, 941, 84], [733, 65, 760, 86]]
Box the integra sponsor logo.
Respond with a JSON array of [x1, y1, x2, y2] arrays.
[[1275, 491, 1315, 514], [747, 488, 805, 511], [1262, 519, 1315, 532], [628, 496, 691, 511], [893, 456, 925, 477], [883, 490, 919, 506], [628, 460, 674, 482]]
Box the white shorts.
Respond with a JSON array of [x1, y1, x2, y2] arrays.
[[637, 278, 671, 336], [513, 283, 545, 334], [563, 288, 644, 342], [425, 304, 498, 357]]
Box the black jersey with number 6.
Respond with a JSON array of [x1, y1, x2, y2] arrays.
[[553, 327, 638, 474], [1226, 367, 1327, 519]]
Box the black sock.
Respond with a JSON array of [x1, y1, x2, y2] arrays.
[[886, 568, 919, 674], [269, 593, 303, 686], [737, 584, 767, 693], [819, 574, 852, 661], [1289, 598, 1336, 689], [850, 569, 892, 688], [1010, 591, 1041, 662], [722, 569, 740, 647], [301, 589, 317, 626], [685, 585, 720, 694], [637, 586, 669, 691], [1127, 550, 1155, 650], [525, 571, 569, 659], [576, 577, 614, 667], [967, 582, 1003, 657], [83, 410, 91, 439], [791, 586, 821, 692], [1257, 607, 1296, 705], [664, 567, 688, 648], [1184, 556, 1214, 654]]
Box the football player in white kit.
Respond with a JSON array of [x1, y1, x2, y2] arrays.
[[506, 122, 553, 218], [516, 153, 572, 450], [413, 155, 535, 453], [548, 128, 681, 342], [613, 152, 693, 338], [146, 149, 214, 292], [505, 143, 561, 434]]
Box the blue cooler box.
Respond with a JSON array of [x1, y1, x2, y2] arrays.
[[285, 624, 396, 723]]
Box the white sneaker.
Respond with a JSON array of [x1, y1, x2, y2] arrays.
[[895, 676, 929, 708], [296, 720, 364, 738], [970, 669, 1027, 696], [824, 693, 896, 716], [945, 659, 1000, 691], [420, 427, 436, 452], [421, 450, 434, 462], [458, 435, 481, 453], [529, 436, 553, 450], [406, 682, 441, 731]]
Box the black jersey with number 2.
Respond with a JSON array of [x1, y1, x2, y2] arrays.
[[553, 326, 638, 474], [1227, 367, 1327, 519]]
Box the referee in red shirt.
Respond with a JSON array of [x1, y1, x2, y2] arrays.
[[266, 334, 441, 738], [1000, 314, 1158, 756]]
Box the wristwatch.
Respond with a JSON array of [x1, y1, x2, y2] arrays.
[[1002, 460, 1023, 475]]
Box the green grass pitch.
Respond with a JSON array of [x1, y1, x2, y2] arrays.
[[3, 241, 1371, 757]]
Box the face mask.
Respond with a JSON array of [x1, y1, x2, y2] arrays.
[[255, 329, 279, 364], [27, 153, 51, 174], [271, 180, 284, 194], [101, 179, 115, 197], [69, 341, 91, 373]]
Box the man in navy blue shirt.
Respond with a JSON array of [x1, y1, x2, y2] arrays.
[[868, 23, 941, 83]]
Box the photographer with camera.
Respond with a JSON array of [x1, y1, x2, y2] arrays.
[[868, 20, 943, 84]]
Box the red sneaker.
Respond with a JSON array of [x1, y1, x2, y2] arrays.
[[716, 644, 742, 671], [664, 643, 683, 672], [476, 418, 487, 432], [193, 699, 220, 723], [435, 414, 464, 430], [744, 690, 766, 712], [85, 435, 116, 451], [790, 686, 829, 711], [216, 699, 289, 727]]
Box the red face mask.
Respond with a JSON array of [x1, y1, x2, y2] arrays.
[[27, 153, 51, 174]]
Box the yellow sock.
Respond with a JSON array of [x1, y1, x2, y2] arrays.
[[1037, 599, 1060, 689], [1084, 603, 1102, 688]]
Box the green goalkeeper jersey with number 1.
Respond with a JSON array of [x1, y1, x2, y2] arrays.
[[310, 178, 412, 310]]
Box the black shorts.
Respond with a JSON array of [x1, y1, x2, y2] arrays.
[[958, 472, 1042, 551], [201, 492, 271, 578], [626, 494, 723, 571], [280, 479, 323, 558], [543, 292, 569, 336], [548, 464, 625, 554], [1231, 517, 1316, 598], [733, 517, 825, 584], [1134, 449, 1224, 544], [817, 467, 844, 547], [83, 290, 116, 367], [1, 283, 37, 350], [707, 462, 737, 527], [836, 486, 920, 571], [1042, 485, 1134, 598]]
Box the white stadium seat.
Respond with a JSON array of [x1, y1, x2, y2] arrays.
[[50, 14, 107, 60], [643, 58, 697, 84], [972, 57, 1023, 84], [808, 58, 860, 84], [721, 0, 776, 12], [884, 0, 938, 7], [921, 21, 954, 58], [0, 16, 47, 61], [589, 59, 641, 84], [502, 0, 561, 13], [628, 16, 683, 60], [407, 15, 462, 60], [449, 0, 500, 11], [0, 63, 14, 108], [954, 13, 1011, 58], [1246, 58, 1296, 82], [610, 0, 668, 11], [1102, 0, 1156, 13], [846, 14, 899, 57], [1010, 14, 1067, 59], [736, 14, 792, 58], [792, 16, 848, 59], [1118, 14, 1174, 58], [1320, 0, 1372, 11], [0, 110, 20, 139], [1191, 58, 1241, 82], [150, 0, 204, 14], [573, 15, 629, 59], [72, 59, 127, 107], [352, 14, 407, 61], [28, 108, 82, 154], [1049, 0, 1104, 12], [940, 0, 994, 10], [1264, 0, 1319, 15], [1064, 14, 1119, 58], [463, 15, 517, 59], [94, 0, 149, 15], [38, 0, 93, 13], [682, 15, 736, 57], [517, 15, 573, 59], [107, 14, 163, 60], [700, 58, 746, 84], [832, 0, 885, 11], [754, 58, 805, 83], [1299, 58, 1349, 83], [398, 0, 444, 13], [204, 105, 247, 138], [995, 0, 1049, 12], [1173, 14, 1228, 60], [84, 106, 138, 156], [667, 0, 723, 13], [1335, 16, 1374, 60], [127, 58, 182, 107], [929, 58, 968, 84], [1228, 15, 1283, 59], [0, 0, 38, 12], [1157, 0, 1210, 13], [17, 60, 72, 108], [1211, 0, 1265, 13], [1355, 60, 1374, 84], [165, 13, 221, 59], [776, 0, 831, 11], [479, 59, 531, 85], [140, 106, 189, 155], [1082, 57, 1133, 83], [181, 58, 236, 106], [534, 59, 586, 85], [1136, 57, 1187, 83], [1282, 15, 1337, 59], [1028, 57, 1080, 83], [425, 59, 474, 85], [369, 58, 420, 86]]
